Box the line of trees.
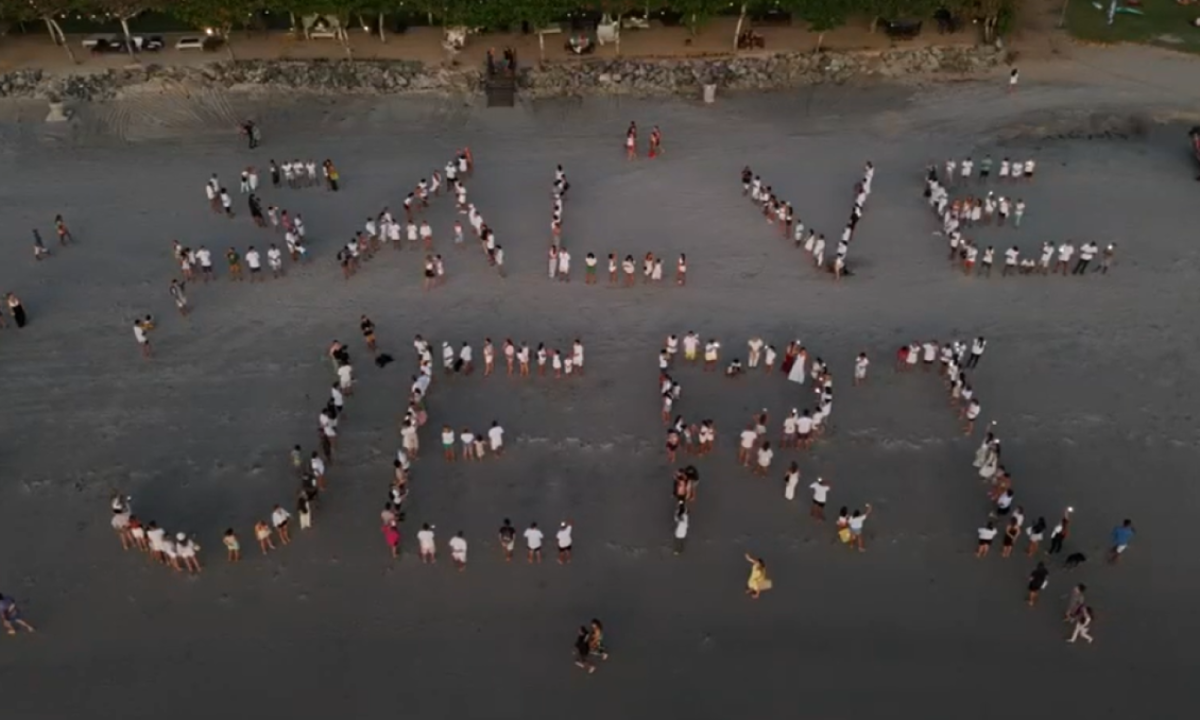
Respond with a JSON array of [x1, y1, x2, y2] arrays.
[[0, 0, 1019, 62]]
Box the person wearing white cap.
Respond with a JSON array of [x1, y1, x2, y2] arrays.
[[556, 520, 573, 564], [176, 532, 201, 574]]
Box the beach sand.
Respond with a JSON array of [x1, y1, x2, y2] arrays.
[[0, 65, 1195, 719]]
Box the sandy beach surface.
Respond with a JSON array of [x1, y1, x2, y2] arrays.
[[0, 47, 1197, 719]]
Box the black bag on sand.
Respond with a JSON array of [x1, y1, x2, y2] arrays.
[[375, 353, 394, 368]]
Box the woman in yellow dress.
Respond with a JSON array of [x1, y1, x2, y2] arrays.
[[745, 554, 772, 599]]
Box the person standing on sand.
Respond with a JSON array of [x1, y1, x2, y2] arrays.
[[1048, 508, 1072, 555], [1008, 67, 1019, 93], [133, 316, 153, 358], [1108, 518, 1135, 563], [6, 293, 26, 328], [176, 532, 201, 574], [271, 504, 292, 545], [254, 520, 275, 554], [383, 522, 401, 558], [854, 352, 869, 386], [297, 489, 313, 531], [449, 531, 468, 571], [673, 502, 689, 554], [848, 504, 872, 551], [976, 521, 997, 558], [54, 214, 73, 245], [809, 477, 830, 520], [223, 529, 241, 562], [499, 519, 516, 561], [417, 523, 437, 563], [168, 279, 188, 317], [1027, 561, 1049, 606], [524, 521, 544, 563], [1002, 517, 1020, 557], [745, 554, 772, 599], [557, 521, 573, 564]]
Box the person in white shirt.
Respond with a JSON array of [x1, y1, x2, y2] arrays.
[[556, 521, 573, 564], [337, 363, 354, 394], [133, 317, 152, 358], [809, 477, 830, 520], [449, 531, 468, 570], [557, 248, 571, 281], [1023, 159, 1034, 180], [966, 337, 986, 369], [783, 461, 801, 500], [1003, 246, 1019, 276], [195, 246, 213, 281], [747, 336, 763, 368], [1074, 242, 1098, 275], [673, 503, 689, 555], [524, 522, 544, 563], [245, 246, 263, 282], [703, 340, 720, 371], [960, 157, 973, 182], [963, 399, 982, 435], [976, 521, 998, 557], [572, 339, 584, 374], [1055, 242, 1075, 276], [738, 424, 758, 466], [419, 221, 433, 249], [782, 411, 797, 449], [417, 523, 436, 563], [267, 244, 283, 278], [847, 504, 872, 551], [460, 428, 476, 461], [459, 342, 474, 374], [854, 352, 869, 385], [310, 452, 326, 489], [682, 332, 699, 363], [754, 441, 774, 476], [795, 410, 814, 449], [271, 504, 292, 545], [1013, 199, 1026, 228], [488, 421, 504, 455]]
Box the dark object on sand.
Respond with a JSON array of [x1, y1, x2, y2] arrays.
[[375, 353, 394, 368], [933, 8, 963, 33], [1064, 552, 1087, 569], [737, 30, 765, 50], [882, 19, 922, 40]]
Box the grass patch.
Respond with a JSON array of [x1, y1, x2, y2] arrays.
[[1066, 0, 1200, 52]]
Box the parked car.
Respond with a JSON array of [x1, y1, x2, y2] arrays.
[[81, 34, 119, 49], [84, 34, 163, 53], [176, 35, 224, 51]]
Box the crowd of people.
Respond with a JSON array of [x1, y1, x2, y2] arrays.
[[26, 126, 1123, 658], [892, 331, 1129, 645], [924, 157, 1117, 276], [741, 161, 874, 279], [655, 332, 879, 564]]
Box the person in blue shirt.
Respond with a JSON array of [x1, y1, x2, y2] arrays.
[[1108, 519, 1136, 564]]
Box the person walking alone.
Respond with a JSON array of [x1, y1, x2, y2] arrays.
[[1067, 605, 1094, 644]]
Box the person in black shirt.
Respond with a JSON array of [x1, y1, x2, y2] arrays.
[[1027, 561, 1049, 606], [574, 626, 595, 673], [360, 315, 377, 354], [498, 519, 516, 562]]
